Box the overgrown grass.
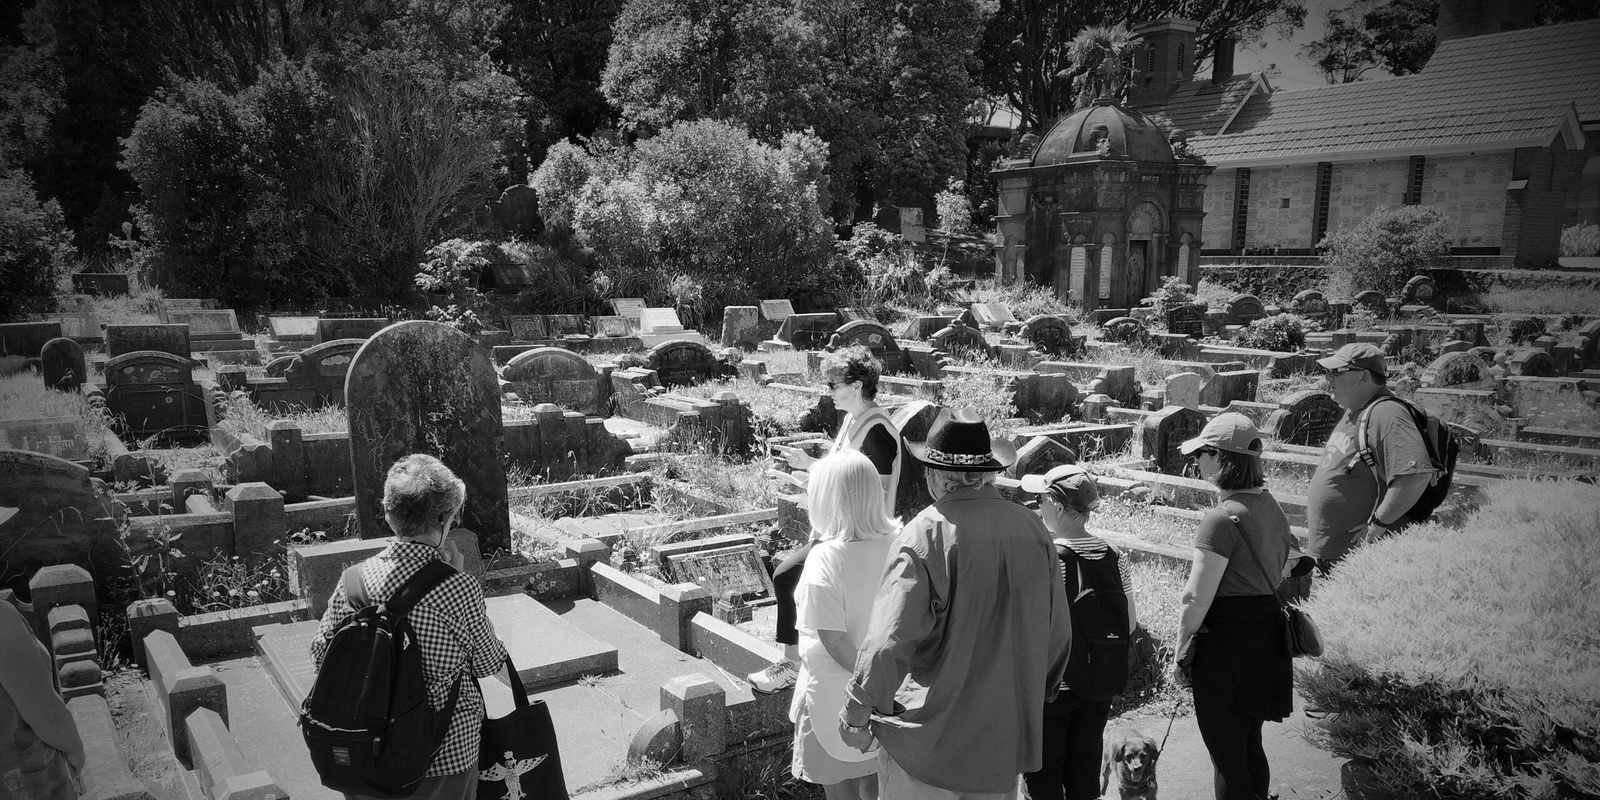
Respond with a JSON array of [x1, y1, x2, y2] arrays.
[[214, 394, 347, 441], [969, 279, 1081, 325], [671, 376, 823, 439], [1299, 479, 1600, 799], [1111, 558, 1194, 722], [1074, 341, 1189, 388], [1480, 285, 1600, 317], [74, 284, 166, 326], [0, 374, 118, 466], [1256, 373, 1323, 405]]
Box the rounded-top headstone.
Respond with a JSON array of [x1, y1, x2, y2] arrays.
[[40, 337, 85, 392], [346, 321, 508, 553]]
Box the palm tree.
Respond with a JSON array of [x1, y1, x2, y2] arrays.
[[1065, 25, 1136, 107]]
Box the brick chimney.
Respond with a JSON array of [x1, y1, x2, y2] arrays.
[[1436, 0, 1536, 42], [1212, 36, 1236, 83], [1130, 18, 1199, 105]]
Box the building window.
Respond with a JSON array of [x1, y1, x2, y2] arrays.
[[1178, 42, 1186, 77], [1280, 198, 1291, 208]]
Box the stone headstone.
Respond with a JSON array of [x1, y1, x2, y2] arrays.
[[482, 263, 530, 290], [1403, 275, 1438, 305], [1292, 290, 1329, 316], [493, 184, 540, 236], [1142, 406, 1207, 475], [1019, 315, 1076, 357], [1100, 316, 1150, 346], [1421, 352, 1494, 389], [0, 321, 64, 359], [547, 314, 588, 337], [55, 313, 101, 343], [721, 306, 761, 350], [760, 300, 795, 322], [646, 340, 719, 387], [40, 338, 85, 392], [0, 450, 123, 597], [285, 339, 363, 407], [346, 321, 509, 554], [1532, 334, 1558, 354], [503, 347, 608, 415], [162, 298, 218, 311], [929, 321, 990, 358], [316, 317, 388, 344], [104, 351, 204, 440], [1164, 372, 1203, 410], [1264, 391, 1343, 447], [901, 316, 954, 341], [504, 315, 549, 342], [1198, 369, 1259, 407], [163, 309, 239, 336], [664, 544, 775, 601], [777, 313, 838, 349], [970, 303, 1016, 328], [593, 316, 632, 338], [268, 316, 318, 342], [0, 417, 90, 461], [639, 308, 686, 334], [1225, 294, 1266, 324], [608, 298, 646, 320], [1009, 435, 1078, 481], [1352, 290, 1388, 314], [1509, 349, 1557, 377], [1165, 305, 1204, 338], [106, 324, 191, 359], [70, 273, 130, 296], [832, 320, 899, 357]]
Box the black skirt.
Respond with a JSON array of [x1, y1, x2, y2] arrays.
[[1194, 594, 1294, 721]]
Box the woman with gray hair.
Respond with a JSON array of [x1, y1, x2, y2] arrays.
[[311, 454, 507, 800]]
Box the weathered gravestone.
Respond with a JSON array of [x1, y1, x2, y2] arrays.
[[760, 299, 795, 322], [347, 321, 509, 554], [0, 450, 127, 598], [721, 306, 761, 350], [0, 417, 90, 461], [1264, 390, 1343, 447], [929, 321, 991, 358], [163, 309, 239, 337], [1198, 369, 1259, 407], [664, 544, 775, 602], [268, 316, 318, 343], [1292, 290, 1329, 316], [492, 184, 540, 237], [40, 337, 85, 392], [1165, 305, 1205, 338], [1225, 294, 1266, 325], [162, 298, 218, 311], [1352, 290, 1388, 314], [55, 313, 101, 344], [1575, 320, 1600, 366], [1510, 349, 1557, 377], [284, 339, 363, 407], [1019, 315, 1077, 357], [316, 317, 388, 344], [504, 315, 549, 342], [970, 302, 1017, 328], [70, 272, 130, 296], [592, 316, 632, 338], [778, 313, 838, 349], [107, 324, 190, 359], [639, 308, 686, 334], [1165, 372, 1204, 410], [547, 314, 588, 337], [647, 340, 720, 387], [0, 321, 63, 358], [1008, 435, 1078, 480], [503, 347, 609, 415], [608, 298, 646, 320], [832, 320, 898, 358], [838, 307, 874, 323], [901, 315, 954, 341], [1403, 275, 1438, 305], [1100, 317, 1151, 346], [1143, 406, 1207, 475], [103, 351, 206, 440], [1422, 352, 1494, 389]]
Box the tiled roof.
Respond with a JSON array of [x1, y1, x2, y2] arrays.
[[1140, 74, 1263, 136], [1161, 17, 1600, 165]]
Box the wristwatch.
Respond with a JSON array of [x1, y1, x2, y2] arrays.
[[842, 718, 871, 735], [1368, 515, 1394, 529]]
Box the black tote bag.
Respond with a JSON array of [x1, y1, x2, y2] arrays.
[[478, 658, 569, 800]]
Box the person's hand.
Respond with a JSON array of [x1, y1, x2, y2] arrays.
[[1170, 639, 1193, 688], [441, 538, 466, 572], [838, 715, 875, 752], [778, 445, 814, 469], [1363, 520, 1393, 544]]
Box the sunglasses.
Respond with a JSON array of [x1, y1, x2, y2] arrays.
[[1324, 366, 1362, 378], [827, 379, 852, 390], [1192, 446, 1219, 458]]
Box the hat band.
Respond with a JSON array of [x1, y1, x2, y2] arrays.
[[922, 445, 994, 466]]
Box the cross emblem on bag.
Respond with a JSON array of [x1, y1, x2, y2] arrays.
[[479, 750, 546, 800]]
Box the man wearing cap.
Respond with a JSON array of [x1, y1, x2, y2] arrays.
[[1306, 343, 1437, 572], [837, 409, 1073, 800]]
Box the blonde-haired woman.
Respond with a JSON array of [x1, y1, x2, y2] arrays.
[[790, 450, 898, 800]]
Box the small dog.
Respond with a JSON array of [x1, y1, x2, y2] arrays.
[[1100, 727, 1160, 800]]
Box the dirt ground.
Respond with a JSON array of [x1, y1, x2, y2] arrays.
[[105, 669, 191, 799]]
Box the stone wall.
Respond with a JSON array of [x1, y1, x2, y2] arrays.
[[1567, 135, 1600, 227], [1202, 167, 1236, 249], [1245, 165, 1318, 248], [1422, 152, 1511, 249], [1502, 143, 1579, 265], [1327, 158, 1409, 232]]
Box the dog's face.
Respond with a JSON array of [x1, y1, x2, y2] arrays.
[[1111, 735, 1158, 785]]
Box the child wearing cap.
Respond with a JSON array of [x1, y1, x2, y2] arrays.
[[1019, 465, 1138, 800]]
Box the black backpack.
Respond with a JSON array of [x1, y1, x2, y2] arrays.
[[1350, 395, 1459, 526], [1054, 543, 1131, 703], [301, 560, 462, 799]]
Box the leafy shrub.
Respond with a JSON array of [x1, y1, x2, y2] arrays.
[[1234, 313, 1308, 352], [837, 222, 928, 308], [414, 238, 490, 297], [1299, 480, 1600, 799], [934, 178, 972, 234], [1140, 275, 1204, 317], [1319, 206, 1452, 297], [425, 305, 483, 335], [1560, 222, 1600, 257], [0, 168, 74, 317]]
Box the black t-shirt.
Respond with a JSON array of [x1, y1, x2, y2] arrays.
[[859, 424, 898, 476]]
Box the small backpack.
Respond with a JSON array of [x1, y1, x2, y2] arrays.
[[301, 560, 462, 799], [1056, 543, 1131, 702], [1349, 395, 1459, 526]]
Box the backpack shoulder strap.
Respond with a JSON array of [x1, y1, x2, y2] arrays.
[[1348, 394, 1405, 483], [385, 560, 457, 619], [342, 564, 370, 610]]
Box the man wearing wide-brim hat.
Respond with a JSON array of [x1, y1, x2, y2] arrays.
[[837, 409, 1073, 799]]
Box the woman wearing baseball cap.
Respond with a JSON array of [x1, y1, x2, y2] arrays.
[[1172, 413, 1308, 800]]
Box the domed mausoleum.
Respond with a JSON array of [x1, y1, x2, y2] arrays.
[[992, 98, 1214, 311]]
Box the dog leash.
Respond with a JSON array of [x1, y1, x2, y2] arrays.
[[1157, 699, 1179, 754]]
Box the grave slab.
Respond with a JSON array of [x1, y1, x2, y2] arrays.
[[486, 593, 619, 689]]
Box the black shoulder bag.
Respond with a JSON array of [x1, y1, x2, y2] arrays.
[[477, 656, 569, 800]]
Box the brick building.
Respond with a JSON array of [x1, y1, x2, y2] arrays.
[[1129, 9, 1599, 266]]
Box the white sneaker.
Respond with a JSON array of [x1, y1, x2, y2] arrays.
[[747, 659, 798, 693]]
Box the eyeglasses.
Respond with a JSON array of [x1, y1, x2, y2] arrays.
[[1324, 366, 1362, 379], [1193, 446, 1219, 458], [827, 379, 852, 391]]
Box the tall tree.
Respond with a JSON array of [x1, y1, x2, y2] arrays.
[[1361, 0, 1436, 75], [1299, 6, 1378, 83], [492, 0, 622, 172]]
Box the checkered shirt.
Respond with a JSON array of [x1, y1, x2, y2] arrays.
[[310, 541, 506, 777]]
